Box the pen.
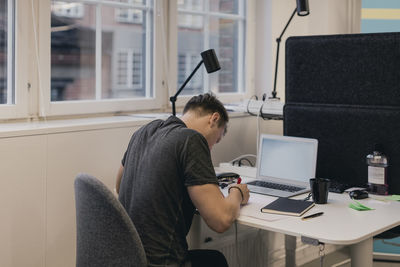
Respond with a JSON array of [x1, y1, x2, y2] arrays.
[[301, 212, 324, 220]]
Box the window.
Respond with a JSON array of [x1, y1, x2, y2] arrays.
[[177, 0, 246, 95], [0, 0, 14, 105], [361, 0, 400, 33], [0, 0, 251, 119], [49, 0, 154, 112]]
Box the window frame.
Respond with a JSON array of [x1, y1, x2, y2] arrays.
[[38, 0, 165, 117], [0, 0, 34, 120]]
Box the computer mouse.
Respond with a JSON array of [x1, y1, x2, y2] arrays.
[[349, 190, 369, 200]]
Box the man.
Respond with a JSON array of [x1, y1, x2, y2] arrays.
[[116, 93, 250, 267]]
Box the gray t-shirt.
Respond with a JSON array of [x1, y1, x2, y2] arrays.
[[119, 116, 218, 266]]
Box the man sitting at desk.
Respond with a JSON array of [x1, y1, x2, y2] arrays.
[[116, 93, 250, 267]]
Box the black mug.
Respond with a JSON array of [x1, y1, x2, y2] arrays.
[[310, 178, 330, 204]]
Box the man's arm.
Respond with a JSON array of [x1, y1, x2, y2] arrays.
[[116, 164, 124, 194], [187, 183, 249, 233]]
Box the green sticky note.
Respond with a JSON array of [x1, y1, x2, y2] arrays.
[[348, 200, 374, 211], [386, 195, 400, 201]]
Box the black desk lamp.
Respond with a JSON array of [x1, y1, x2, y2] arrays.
[[170, 49, 221, 116], [270, 0, 310, 99]]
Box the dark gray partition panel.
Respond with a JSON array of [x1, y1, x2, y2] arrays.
[[284, 32, 400, 194], [285, 32, 400, 106], [284, 104, 400, 192]]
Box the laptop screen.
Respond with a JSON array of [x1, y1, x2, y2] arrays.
[[257, 134, 318, 183]]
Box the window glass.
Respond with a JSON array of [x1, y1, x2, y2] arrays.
[[51, 0, 153, 102], [177, 0, 245, 95], [209, 18, 238, 93], [361, 0, 400, 33], [51, 2, 95, 101], [102, 4, 152, 99], [0, 0, 13, 105], [209, 0, 239, 14], [178, 13, 204, 95]]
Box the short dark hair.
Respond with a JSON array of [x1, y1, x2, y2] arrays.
[[183, 93, 229, 128]]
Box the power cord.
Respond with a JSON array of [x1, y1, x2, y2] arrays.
[[262, 93, 267, 101], [232, 157, 254, 167], [303, 192, 312, 201], [259, 93, 269, 120], [229, 154, 257, 167], [246, 95, 259, 116]]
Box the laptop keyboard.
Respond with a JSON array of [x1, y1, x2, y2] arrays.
[[247, 180, 305, 193]]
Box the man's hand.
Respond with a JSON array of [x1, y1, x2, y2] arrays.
[[228, 184, 250, 205]]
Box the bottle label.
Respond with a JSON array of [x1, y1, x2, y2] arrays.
[[368, 166, 385, 185]]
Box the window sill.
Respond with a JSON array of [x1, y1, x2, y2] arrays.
[[0, 111, 250, 138]]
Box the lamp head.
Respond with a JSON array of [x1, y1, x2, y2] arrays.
[[201, 49, 221, 73], [296, 0, 310, 16]]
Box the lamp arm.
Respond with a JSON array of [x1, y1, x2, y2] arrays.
[[271, 8, 297, 99], [278, 8, 297, 41], [170, 60, 204, 116]]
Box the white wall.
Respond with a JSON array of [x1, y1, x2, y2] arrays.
[[0, 122, 139, 267], [0, 115, 279, 267]]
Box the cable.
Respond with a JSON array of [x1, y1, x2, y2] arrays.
[[262, 93, 267, 101], [303, 192, 312, 201], [259, 101, 276, 121], [229, 154, 256, 165], [256, 103, 262, 157], [246, 95, 259, 116], [237, 158, 254, 167], [31, 1, 49, 265], [31, 0, 46, 119], [260, 102, 267, 120]]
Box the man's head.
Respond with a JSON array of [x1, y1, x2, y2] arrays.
[[181, 93, 229, 150]]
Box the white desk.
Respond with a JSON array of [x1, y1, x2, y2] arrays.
[[218, 166, 400, 267]]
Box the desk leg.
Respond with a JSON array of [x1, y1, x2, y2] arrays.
[[350, 237, 373, 267], [285, 235, 296, 267]]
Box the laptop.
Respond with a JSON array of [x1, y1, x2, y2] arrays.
[[247, 134, 318, 197]]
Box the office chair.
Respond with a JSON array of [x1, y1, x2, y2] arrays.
[[74, 173, 147, 267]]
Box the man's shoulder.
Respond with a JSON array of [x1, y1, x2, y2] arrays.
[[139, 117, 206, 144]]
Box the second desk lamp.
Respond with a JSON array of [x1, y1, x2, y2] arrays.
[[270, 0, 310, 100]]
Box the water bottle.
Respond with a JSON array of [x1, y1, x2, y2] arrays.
[[367, 144, 388, 195]]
